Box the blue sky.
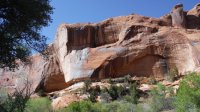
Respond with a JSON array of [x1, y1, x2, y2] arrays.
[[42, 0, 200, 44]]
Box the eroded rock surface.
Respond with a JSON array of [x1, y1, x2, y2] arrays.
[[0, 45, 68, 93], [171, 4, 186, 28], [187, 3, 200, 29], [1, 3, 200, 93]]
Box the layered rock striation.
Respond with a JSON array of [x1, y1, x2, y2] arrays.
[[1, 3, 200, 92]]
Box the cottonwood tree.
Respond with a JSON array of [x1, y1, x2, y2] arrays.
[[0, 0, 53, 68]]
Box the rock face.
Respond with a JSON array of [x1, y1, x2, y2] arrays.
[[187, 3, 200, 29], [0, 45, 68, 93], [1, 3, 200, 93], [171, 4, 186, 28], [52, 94, 80, 110]]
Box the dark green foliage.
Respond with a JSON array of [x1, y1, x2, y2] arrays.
[[123, 75, 131, 83], [0, 0, 53, 68], [83, 79, 92, 93], [175, 72, 200, 112], [88, 85, 101, 102], [1, 93, 28, 112], [105, 76, 139, 102], [0, 89, 51, 112], [83, 79, 101, 102], [123, 83, 139, 104], [107, 84, 124, 100], [0, 83, 32, 112]]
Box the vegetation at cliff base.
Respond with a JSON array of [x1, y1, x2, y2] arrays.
[[175, 72, 200, 112], [25, 97, 52, 112], [58, 72, 200, 112], [1, 72, 200, 112]]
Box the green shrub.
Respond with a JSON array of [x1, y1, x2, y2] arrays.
[[83, 79, 92, 93], [174, 72, 200, 112], [123, 83, 139, 104], [149, 84, 165, 112], [58, 100, 135, 112], [103, 101, 135, 112], [88, 85, 101, 102], [149, 83, 175, 112], [0, 83, 32, 112], [107, 84, 124, 100], [58, 100, 93, 112], [123, 75, 131, 83], [98, 92, 111, 103], [1, 93, 29, 112], [25, 97, 52, 112], [88, 89, 98, 102]]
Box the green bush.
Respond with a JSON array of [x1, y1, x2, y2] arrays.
[[58, 100, 136, 112], [149, 84, 165, 112], [123, 75, 131, 83], [102, 101, 135, 112], [107, 84, 125, 100], [174, 72, 200, 112], [88, 85, 101, 102], [83, 79, 92, 93], [25, 97, 52, 112], [123, 83, 139, 104], [57, 100, 93, 112], [1, 93, 29, 112], [149, 83, 175, 112], [0, 84, 32, 112]]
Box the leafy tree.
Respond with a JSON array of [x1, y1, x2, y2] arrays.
[[0, 0, 53, 68], [175, 72, 200, 112]]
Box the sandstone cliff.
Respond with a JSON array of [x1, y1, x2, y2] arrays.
[[1, 3, 200, 93]]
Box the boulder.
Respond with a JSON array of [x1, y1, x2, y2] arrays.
[[51, 94, 80, 110]]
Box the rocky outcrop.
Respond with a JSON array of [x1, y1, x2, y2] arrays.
[[187, 3, 200, 29], [0, 54, 45, 92], [52, 94, 80, 110], [0, 45, 68, 93], [56, 23, 200, 81], [171, 4, 186, 28], [1, 3, 200, 93], [36, 45, 68, 92]]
